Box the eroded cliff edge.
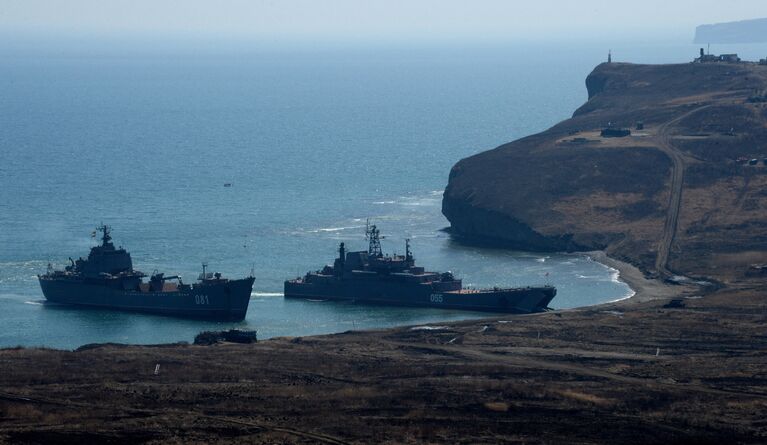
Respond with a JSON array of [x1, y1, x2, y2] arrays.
[[443, 62, 767, 282]]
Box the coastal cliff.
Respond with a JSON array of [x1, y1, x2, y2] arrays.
[[443, 62, 767, 280], [694, 18, 767, 44]]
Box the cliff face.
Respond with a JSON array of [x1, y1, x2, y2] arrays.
[[443, 62, 767, 280]]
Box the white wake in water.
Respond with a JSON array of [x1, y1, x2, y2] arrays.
[[308, 225, 365, 233], [251, 292, 284, 297]]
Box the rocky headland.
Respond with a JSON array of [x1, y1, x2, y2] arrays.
[[443, 61, 767, 284]]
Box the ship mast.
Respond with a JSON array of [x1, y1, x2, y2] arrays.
[[405, 238, 412, 261], [365, 220, 382, 257], [97, 224, 112, 247]]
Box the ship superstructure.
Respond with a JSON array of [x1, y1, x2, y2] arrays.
[[285, 223, 556, 313], [38, 225, 254, 320]]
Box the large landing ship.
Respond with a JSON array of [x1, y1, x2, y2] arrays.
[[38, 225, 255, 320], [284, 224, 556, 313]]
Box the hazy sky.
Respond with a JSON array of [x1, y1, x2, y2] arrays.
[[2, 0, 766, 44]]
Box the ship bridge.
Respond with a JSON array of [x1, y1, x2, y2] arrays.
[[71, 225, 134, 277]]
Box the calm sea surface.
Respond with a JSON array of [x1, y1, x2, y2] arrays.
[[2, 41, 766, 349]]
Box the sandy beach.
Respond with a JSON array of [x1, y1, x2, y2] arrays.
[[588, 251, 690, 304]]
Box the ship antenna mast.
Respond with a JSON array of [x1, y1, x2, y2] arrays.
[[97, 223, 112, 246], [365, 220, 382, 257], [405, 238, 412, 261]]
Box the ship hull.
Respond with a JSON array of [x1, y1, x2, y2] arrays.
[[284, 280, 555, 314], [39, 277, 255, 321]]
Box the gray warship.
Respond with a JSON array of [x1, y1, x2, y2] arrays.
[[284, 224, 556, 313], [38, 225, 255, 320]]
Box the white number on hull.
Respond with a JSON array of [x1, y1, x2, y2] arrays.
[[429, 294, 443, 303], [195, 295, 210, 305]]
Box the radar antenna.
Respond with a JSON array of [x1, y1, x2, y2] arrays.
[[96, 224, 112, 247], [365, 219, 383, 257]]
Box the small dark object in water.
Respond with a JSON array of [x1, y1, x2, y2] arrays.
[[749, 159, 758, 166], [194, 329, 258, 345], [663, 299, 686, 309], [224, 183, 232, 187]]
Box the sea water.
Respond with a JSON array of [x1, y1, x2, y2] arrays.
[[2, 41, 765, 349]]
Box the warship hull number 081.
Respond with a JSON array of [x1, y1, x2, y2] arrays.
[[38, 225, 255, 320], [285, 224, 556, 313]]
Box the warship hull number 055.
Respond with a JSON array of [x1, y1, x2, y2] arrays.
[[38, 225, 255, 320], [285, 224, 556, 313]]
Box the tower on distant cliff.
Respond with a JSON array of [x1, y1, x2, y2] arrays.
[[608, 50, 612, 63]]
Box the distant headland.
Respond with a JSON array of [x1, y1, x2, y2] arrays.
[[694, 18, 767, 44]]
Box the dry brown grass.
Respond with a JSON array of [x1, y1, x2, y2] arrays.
[[1, 403, 44, 420], [553, 390, 615, 407], [483, 401, 509, 412]]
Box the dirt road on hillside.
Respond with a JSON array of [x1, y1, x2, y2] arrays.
[[652, 106, 710, 276]]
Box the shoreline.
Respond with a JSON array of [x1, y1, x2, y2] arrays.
[[0, 250, 674, 352], [586, 250, 684, 305], [0, 247, 645, 351]]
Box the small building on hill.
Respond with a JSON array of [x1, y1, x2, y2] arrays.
[[694, 48, 741, 63], [601, 126, 631, 138]]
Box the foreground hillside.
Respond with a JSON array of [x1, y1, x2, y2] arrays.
[[2, 287, 767, 444], [443, 61, 767, 282]]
